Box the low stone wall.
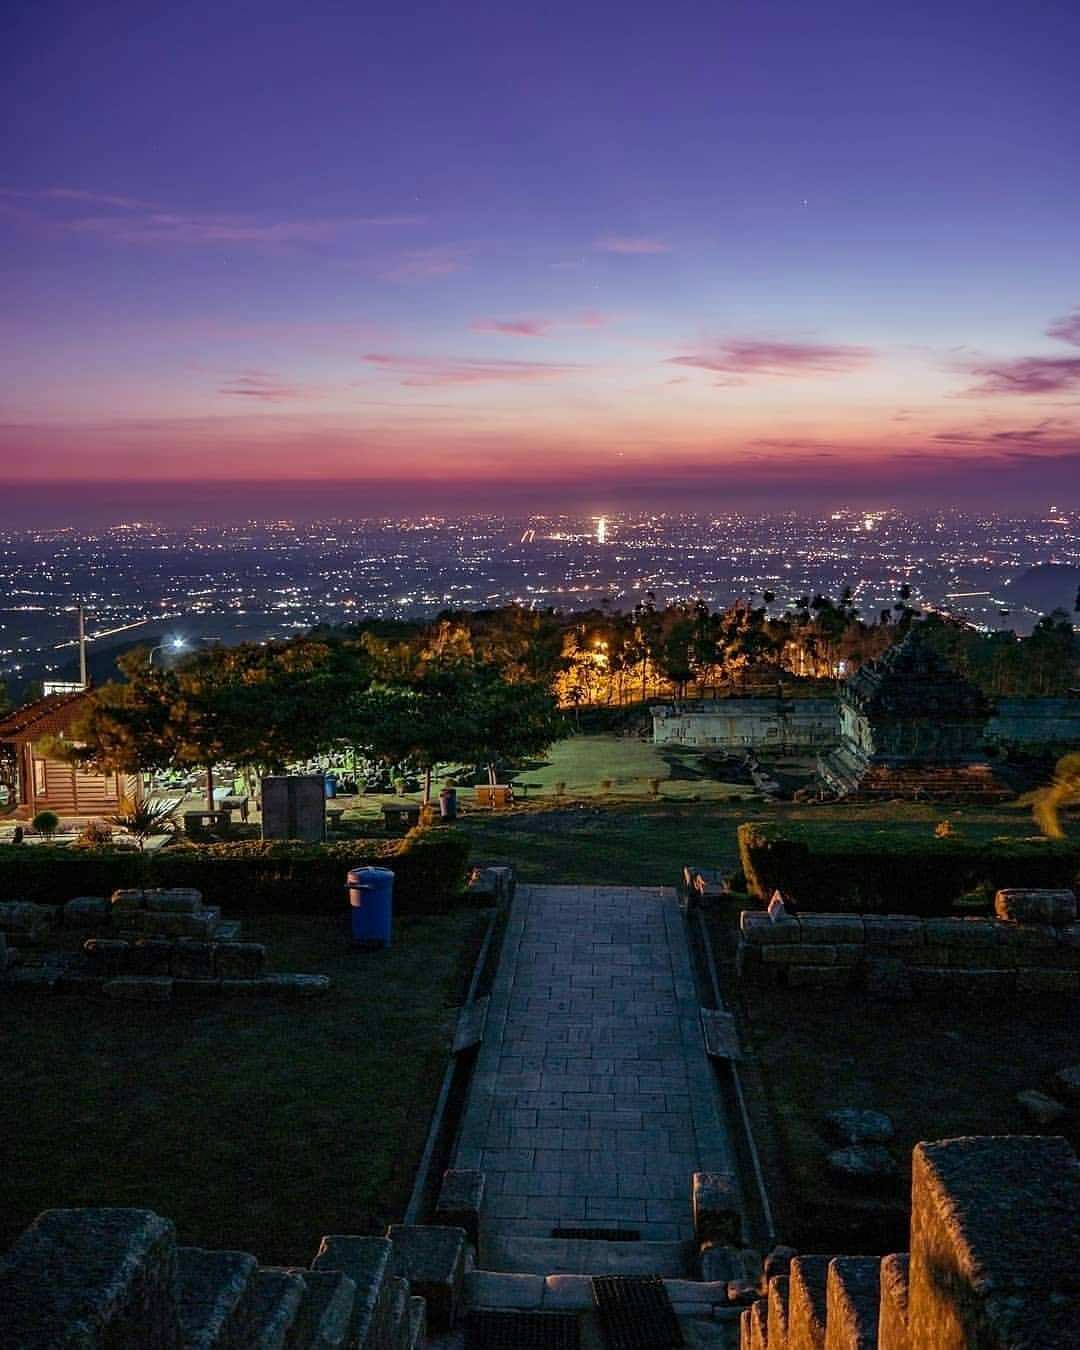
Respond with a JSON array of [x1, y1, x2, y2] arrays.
[[740, 1135, 1080, 1349], [737, 888, 1080, 996], [0, 889, 331, 1000]]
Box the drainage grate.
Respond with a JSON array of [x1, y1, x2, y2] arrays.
[[591, 1275, 684, 1350], [464, 1309, 581, 1349], [551, 1228, 642, 1242]]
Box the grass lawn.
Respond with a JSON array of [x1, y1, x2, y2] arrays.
[[1, 907, 486, 1265], [454, 795, 1073, 889], [711, 901, 1080, 1252]]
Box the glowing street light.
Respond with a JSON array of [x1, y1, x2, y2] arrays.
[[148, 636, 187, 666]]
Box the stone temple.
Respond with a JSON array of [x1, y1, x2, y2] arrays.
[[818, 630, 1010, 801]]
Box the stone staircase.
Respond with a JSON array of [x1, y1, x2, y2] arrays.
[[737, 1135, 1080, 1350], [0, 1209, 436, 1349]]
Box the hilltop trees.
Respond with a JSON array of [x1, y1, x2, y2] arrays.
[[63, 639, 368, 807]]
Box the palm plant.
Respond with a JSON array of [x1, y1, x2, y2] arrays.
[[108, 797, 179, 851]]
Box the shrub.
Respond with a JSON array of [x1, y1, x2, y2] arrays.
[[737, 821, 1080, 915], [31, 811, 60, 840], [74, 820, 114, 849], [0, 828, 471, 917]]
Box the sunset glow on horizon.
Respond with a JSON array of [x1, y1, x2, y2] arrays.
[[4, 0, 1078, 519]]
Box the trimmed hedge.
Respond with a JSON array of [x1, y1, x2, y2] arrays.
[[737, 822, 1080, 915], [0, 827, 471, 916]]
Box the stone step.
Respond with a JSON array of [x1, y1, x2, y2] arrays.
[[281, 1268, 357, 1349], [406, 1296, 426, 1350], [249, 1268, 307, 1349], [177, 1246, 258, 1348], [480, 1231, 696, 1277], [310, 1235, 394, 1348], [215, 920, 244, 942]]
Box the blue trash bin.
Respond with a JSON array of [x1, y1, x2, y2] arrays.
[[347, 866, 394, 948], [324, 775, 337, 799]]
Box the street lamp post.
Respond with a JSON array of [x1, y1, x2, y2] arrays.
[[148, 637, 187, 667]]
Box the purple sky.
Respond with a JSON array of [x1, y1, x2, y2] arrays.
[[3, 0, 1079, 522]]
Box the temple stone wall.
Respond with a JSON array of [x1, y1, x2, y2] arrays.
[[741, 1136, 1080, 1350], [738, 890, 1080, 996], [653, 698, 841, 750], [987, 695, 1080, 750]]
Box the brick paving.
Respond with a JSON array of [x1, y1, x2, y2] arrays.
[[454, 885, 736, 1243]]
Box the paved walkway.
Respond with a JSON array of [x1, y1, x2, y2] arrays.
[[454, 885, 736, 1246]]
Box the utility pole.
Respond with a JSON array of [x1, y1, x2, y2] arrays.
[[77, 605, 88, 688]]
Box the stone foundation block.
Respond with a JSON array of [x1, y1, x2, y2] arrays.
[[83, 938, 131, 976], [788, 1255, 832, 1350], [128, 940, 173, 977], [173, 978, 223, 997], [762, 944, 807, 964], [384, 1225, 466, 1333], [103, 976, 173, 1001], [220, 979, 264, 996], [801, 915, 864, 945], [909, 1136, 1080, 1349], [434, 1169, 485, 1247], [831, 944, 863, 967], [213, 942, 266, 979], [825, 1256, 879, 1349], [64, 896, 111, 928], [170, 940, 215, 979], [0, 1207, 180, 1349], [110, 889, 146, 914], [692, 1171, 742, 1245], [994, 887, 1077, 926], [788, 965, 851, 989], [767, 1273, 791, 1347], [1059, 922, 1080, 950], [144, 888, 203, 914], [1016, 968, 1079, 994], [136, 910, 217, 940], [0, 900, 54, 942], [918, 946, 952, 967], [945, 968, 1016, 996], [312, 1235, 394, 1349], [995, 921, 1060, 955], [2, 965, 60, 992], [741, 910, 793, 945], [907, 967, 955, 996], [924, 918, 997, 947], [877, 1253, 909, 1350], [763, 1245, 799, 1287], [863, 916, 924, 949]]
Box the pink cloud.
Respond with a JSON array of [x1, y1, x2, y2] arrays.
[[217, 370, 321, 402], [963, 356, 1080, 396], [471, 318, 554, 337], [666, 339, 873, 378], [595, 234, 671, 255], [363, 353, 585, 387], [1046, 308, 1080, 347], [1, 189, 423, 246]]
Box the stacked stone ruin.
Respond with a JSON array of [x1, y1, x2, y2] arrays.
[[0, 888, 330, 1000], [0, 1206, 462, 1349], [739, 1134, 1080, 1349], [738, 888, 1080, 996]]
